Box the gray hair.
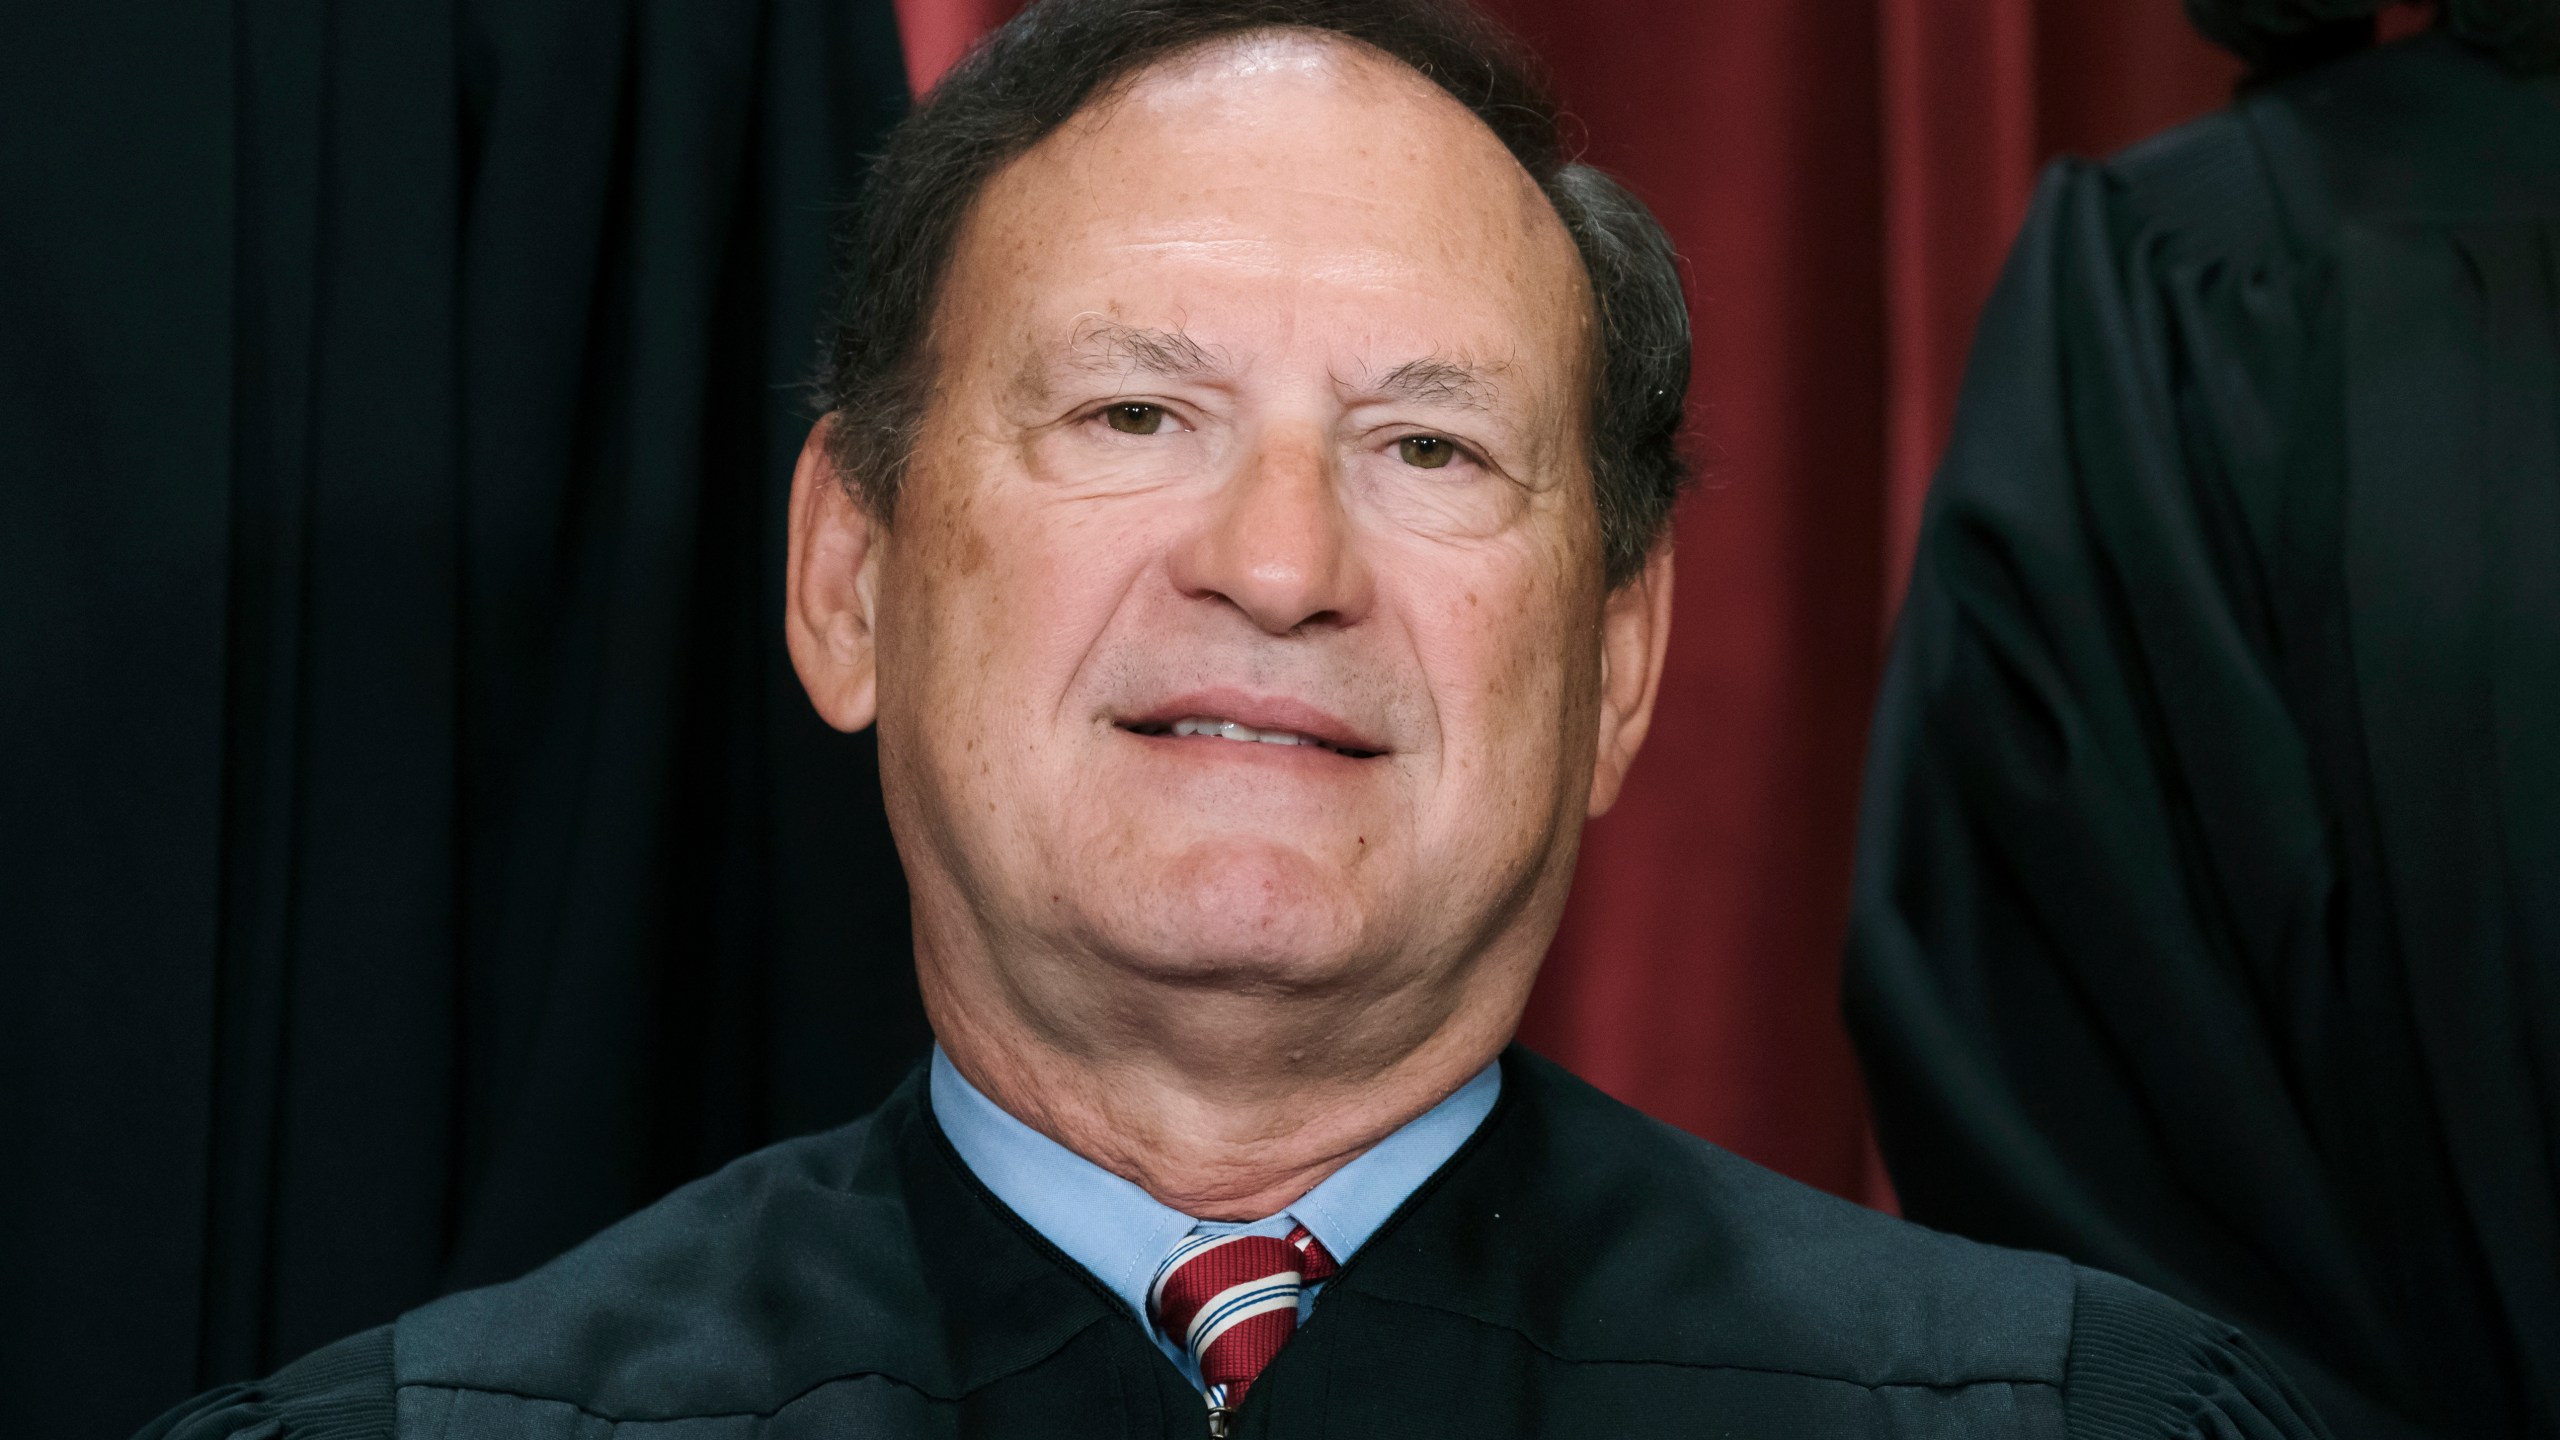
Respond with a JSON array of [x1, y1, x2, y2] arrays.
[[815, 0, 1693, 587]]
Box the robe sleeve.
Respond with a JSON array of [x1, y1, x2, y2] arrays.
[[1843, 120, 2424, 1439], [2064, 1269, 2330, 1440], [1848, 50, 2560, 1435], [131, 1327, 395, 1440]]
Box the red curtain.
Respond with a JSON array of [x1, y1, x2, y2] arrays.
[[888, 0, 2244, 1203]]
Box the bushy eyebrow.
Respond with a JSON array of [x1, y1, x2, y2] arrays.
[[1013, 320, 1513, 419], [1362, 356, 1506, 412], [1017, 320, 1227, 401]]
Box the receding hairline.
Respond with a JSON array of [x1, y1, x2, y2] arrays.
[[1054, 24, 1513, 145], [985, 21, 1580, 246], [940, 24, 1599, 431]]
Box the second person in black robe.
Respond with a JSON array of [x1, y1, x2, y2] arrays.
[[1848, 30, 2560, 1440]]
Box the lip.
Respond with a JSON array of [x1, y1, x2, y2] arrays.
[[1115, 688, 1389, 757]]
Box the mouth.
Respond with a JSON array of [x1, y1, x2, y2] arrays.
[[1115, 695, 1388, 759], [1120, 715, 1385, 759]]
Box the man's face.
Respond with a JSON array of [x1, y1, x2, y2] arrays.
[[792, 33, 1668, 1039]]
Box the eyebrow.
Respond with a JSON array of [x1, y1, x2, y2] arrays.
[[1040, 320, 1227, 389], [1362, 356, 1506, 412], [1017, 320, 1511, 415]]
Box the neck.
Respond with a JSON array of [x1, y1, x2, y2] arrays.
[[920, 937, 1532, 1220]]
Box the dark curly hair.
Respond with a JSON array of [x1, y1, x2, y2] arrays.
[[2185, 0, 2560, 75], [816, 0, 1691, 588]]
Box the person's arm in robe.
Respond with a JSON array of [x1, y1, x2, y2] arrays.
[[1845, 138, 2401, 1440]]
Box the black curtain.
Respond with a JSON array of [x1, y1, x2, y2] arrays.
[[0, 2, 923, 1436]]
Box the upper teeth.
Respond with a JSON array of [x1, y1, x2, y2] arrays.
[[1170, 716, 1319, 747]]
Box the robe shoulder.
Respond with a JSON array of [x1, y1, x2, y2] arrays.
[[129, 1103, 924, 1439], [1348, 1051, 2331, 1440], [132, 1068, 1111, 1435], [385, 1072, 1107, 1420]]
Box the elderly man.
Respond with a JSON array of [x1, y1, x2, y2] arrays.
[[139, 1, 2328, 1437]]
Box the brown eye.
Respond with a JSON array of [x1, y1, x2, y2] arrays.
[[1398, 435, 1457, 469], [1104, 403, 1165, 435]]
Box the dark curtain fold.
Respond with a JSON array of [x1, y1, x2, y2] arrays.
[[0, 2, 923, 1435]]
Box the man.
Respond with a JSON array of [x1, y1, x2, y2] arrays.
[[138, 1, 2329, 1436]]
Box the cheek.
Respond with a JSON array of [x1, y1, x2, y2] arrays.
[[881, 462, 1159, 741], [877, 473, 1131, 868], [1404, 539, 1601, 786], [877, 475, 997, 714]]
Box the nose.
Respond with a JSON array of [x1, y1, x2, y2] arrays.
[[1167, 426, 1374, 634]]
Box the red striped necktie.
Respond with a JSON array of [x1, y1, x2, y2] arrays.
[[1148, 1223, 1339, 1426]]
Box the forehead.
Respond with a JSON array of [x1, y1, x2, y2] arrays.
[[945, 31, 1592, 387]]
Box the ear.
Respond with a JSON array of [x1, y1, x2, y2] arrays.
[[1586, 537, 1675, 817], [784, 418, 883, 733]]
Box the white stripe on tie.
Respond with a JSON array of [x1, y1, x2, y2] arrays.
[[1149, 1231, 1231, 1317], [1186, 1280, 1303, 1358]]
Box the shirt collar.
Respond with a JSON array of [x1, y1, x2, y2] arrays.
[[928, 1046, 1501, 1327]]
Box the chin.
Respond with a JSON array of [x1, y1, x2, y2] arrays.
[[1084, 836, 1373, 986]]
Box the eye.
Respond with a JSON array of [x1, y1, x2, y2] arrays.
[[1103, 402, 1166, 435], [1397, 435, 1460, 470]]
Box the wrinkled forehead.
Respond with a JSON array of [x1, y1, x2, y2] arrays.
[[946, 29, 1595, 399]]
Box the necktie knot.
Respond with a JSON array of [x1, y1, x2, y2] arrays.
[[1148, 1223, 1339, 1416]]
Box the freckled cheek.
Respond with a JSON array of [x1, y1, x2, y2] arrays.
[[1406, 554, 1586, 771], [901, 497, 1157, 736]]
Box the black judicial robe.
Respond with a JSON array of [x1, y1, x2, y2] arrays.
[[137, 1050, 2326, 1440], [1847, 33, 2560, 1440]]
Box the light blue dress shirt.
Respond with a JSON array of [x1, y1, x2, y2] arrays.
[[928, 1045, 1502, 1384]]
